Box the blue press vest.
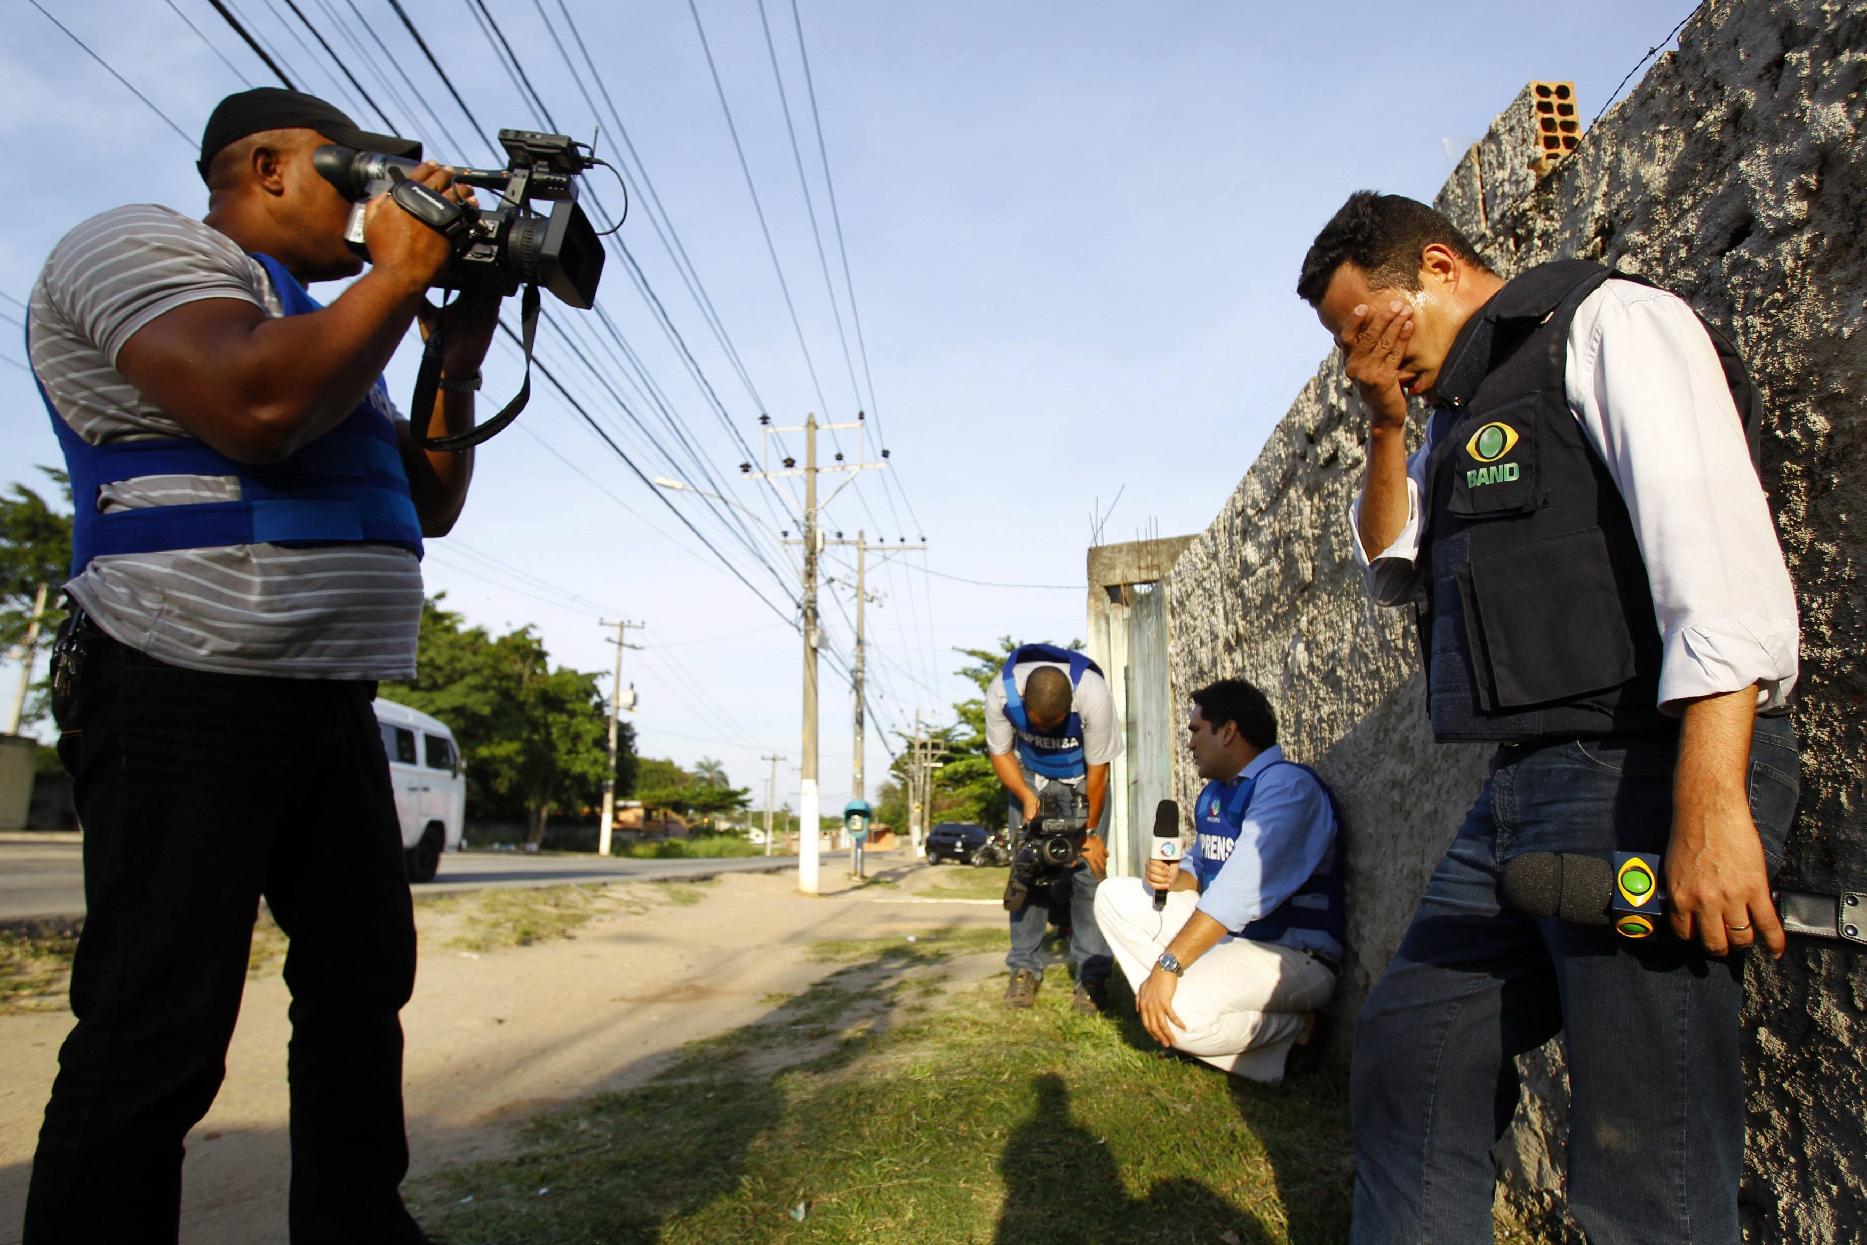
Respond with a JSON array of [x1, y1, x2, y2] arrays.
[[38, 252, 423, 579], [1192, 762, 1345, 948], [1000, 643, 1102, 780]]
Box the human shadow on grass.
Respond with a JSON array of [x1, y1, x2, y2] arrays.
[[1094, 974, 1355, 1244], [414, 928, 981, 1244], [992, 1073, 1275, 1245]]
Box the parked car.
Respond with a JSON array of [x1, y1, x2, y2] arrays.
[[373, 697, 466, 883], [925, 822, 1008, 867]]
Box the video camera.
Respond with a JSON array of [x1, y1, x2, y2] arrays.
[[312, 129, 610, 449], [1003, 782, 1090, 912], [313, 129, 605, 309]]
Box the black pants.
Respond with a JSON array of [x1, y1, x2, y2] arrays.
[[23, 630, 424, 1244]]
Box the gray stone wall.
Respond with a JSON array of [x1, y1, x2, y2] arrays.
[[1160, 2, 1866, 1238]]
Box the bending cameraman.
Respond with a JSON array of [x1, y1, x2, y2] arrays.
[[22, 89, 497, 1243], [984, 643, 1120, 1014]]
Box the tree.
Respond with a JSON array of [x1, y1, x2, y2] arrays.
[[632, 755, 751, 830], [382, 597, 619, 843], [0, 472, 73, 723]]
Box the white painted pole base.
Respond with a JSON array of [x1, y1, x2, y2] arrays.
[[798, 778, 821, 895]]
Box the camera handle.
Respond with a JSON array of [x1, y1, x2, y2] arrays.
[[409, 281, 538, 451]]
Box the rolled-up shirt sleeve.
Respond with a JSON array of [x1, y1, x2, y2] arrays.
[[1348, 443, 1433, 607], [1195, 766, 1334, 933], [1566, 281, 1800, 712], [1077, 670, 1122, 765], [983, 678, 1013, 756]]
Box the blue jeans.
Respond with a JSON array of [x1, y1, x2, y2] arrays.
[[1350, 717, 1798, 1244], [1006, 863, 1112, 984], [1004, 774, 1112, 985]]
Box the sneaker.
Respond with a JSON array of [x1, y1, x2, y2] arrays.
[[1070, 978, 1107, 1016], [1005, 969, 1040, 1009]]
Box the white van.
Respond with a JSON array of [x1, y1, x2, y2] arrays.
[[373, 697, 466, 883]]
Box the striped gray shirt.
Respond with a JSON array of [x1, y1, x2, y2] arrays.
[[28, 204, 422, 680]]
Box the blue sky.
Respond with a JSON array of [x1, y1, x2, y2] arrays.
[[0, 0, 1697, 809]]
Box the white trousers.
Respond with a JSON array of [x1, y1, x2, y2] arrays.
[[1092, 877, 1336, 1082]]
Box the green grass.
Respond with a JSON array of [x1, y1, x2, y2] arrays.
[[0, 921, 80, 1013], [919, 864, 1012, 902], [423, 879, 719, 952], [613, 833, 766, 859], [411, 925, 1359, 1244], [0, 909, 292, 1013]]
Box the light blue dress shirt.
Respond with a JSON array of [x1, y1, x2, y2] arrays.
[[1183, 745, 1341, 961]]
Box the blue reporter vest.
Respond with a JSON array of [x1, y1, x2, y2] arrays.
[[1000, 643, 1102, 780], [38, 252, 423, 578], [1191, 762, 1345, 948]]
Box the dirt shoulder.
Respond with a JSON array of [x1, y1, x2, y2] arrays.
[[0, 861, 1009, 1244]]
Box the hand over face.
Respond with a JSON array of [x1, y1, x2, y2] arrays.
[[1341, 300, 1415, 430]]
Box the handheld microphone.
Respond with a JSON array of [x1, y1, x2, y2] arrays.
[[1151, 799, 1181, 912], [1501, 851, 1865, 946]]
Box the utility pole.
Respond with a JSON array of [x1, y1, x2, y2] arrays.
[[5, 583, 48, 736], [800, 414, 821, 893], [597, 618, 644, 857], [825, 531, 924, 810], [762, 752, 784, 856], [851, 532, 866, 803], [909, 709, 930, 857], [743, 412, 880, 895]]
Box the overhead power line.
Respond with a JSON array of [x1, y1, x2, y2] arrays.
[[162, 0, 251, 85], [28, 1, 194, 146], [916, 566, 1081, 591], [278, 0, 392, 128], [687, 0, 834, 424], [206, 0, 297, 87]]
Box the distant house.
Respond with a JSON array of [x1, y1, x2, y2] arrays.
[[616, 801, 690, 837]]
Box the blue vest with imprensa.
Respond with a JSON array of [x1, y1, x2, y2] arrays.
[[38, 252, 423, 578], [1192, 762, 1345, 948], [1000, 643, 1102, 780]]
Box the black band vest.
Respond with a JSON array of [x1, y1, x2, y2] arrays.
[[1417, 260, 1761, 744]]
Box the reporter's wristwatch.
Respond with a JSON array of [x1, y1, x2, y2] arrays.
[[1155, 951, 1185, 977]]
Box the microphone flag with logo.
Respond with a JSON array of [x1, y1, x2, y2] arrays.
[[1152, 799, 1181, 912]]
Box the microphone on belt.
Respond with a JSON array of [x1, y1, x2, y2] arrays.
[[1151, 799, 1182, 912], [1501, 851, 1865, 946]]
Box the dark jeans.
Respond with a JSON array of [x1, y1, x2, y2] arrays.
[[1005, 774, 1112, 985], [1349, 717, 1799, 1244], [24, 630, 424, 1245]]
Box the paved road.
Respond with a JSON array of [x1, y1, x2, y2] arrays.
[[0, 835, 893, 922]]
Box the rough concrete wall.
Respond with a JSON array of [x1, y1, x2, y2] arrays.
[[1162, 2, 1866, 1239]]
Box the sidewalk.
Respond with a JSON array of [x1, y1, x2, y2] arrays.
[[0, 862, 1006, 1243]]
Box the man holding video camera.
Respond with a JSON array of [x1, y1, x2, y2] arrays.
[[985, 642, 1120, 1013], [1094, 679, 1340, 1082], [22, 89, 499, 1242], [1299, 191, 1799, 1242]]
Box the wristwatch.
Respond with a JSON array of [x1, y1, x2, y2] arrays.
[[437, 371, 483, 394], [1155, 951, 1185, 977]]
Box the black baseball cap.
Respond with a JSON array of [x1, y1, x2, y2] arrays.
[[197, 88, 422, 182]]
